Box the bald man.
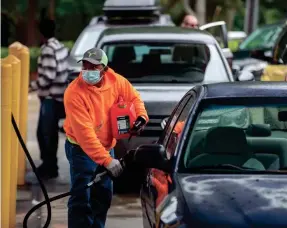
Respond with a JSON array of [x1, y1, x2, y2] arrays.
[[181, 15, 199, 29]]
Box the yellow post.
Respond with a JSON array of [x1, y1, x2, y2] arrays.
[[9, 43, 30, 185], [2, 55, 21, 227], [18, 49, 30, 185], [1, 63, 13, 228]]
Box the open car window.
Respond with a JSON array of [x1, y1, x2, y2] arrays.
[[101, 41, 228, 83], [180, 102, 287, 173]]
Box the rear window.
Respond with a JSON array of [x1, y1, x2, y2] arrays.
[[101, 42, 228, 83]]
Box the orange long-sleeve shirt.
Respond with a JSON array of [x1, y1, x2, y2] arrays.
[[63, 68, 149, 167]]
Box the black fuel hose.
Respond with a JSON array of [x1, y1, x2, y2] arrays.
[[12, 114, 52, 228], [12, 114, 126, 228], [23, 171, 108, 227]]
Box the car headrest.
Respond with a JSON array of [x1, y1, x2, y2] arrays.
[[172, 45, 198, 62], [203, 127, 252, 157], [112, 46, 136, 63], [142, 54, 161, 66], [246, 124, 271, 137]]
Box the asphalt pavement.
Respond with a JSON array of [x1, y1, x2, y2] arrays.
[[16, 92, 143, 228]]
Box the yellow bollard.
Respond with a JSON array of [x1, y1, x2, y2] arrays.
[[17, 48, 30, 185], [2, 55, 21, 227], [1, 63, 13, 228], [9, 43, 30, 185]]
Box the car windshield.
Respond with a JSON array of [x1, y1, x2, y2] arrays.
[[180, 101, 287, 173], [101, 42, 228, 83], [239, 24, 283, 50]]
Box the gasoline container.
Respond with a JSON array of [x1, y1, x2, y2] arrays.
[[110, 96, 137, 139]]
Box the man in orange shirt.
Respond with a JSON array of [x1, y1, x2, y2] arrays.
[[63, 48, 148, 228]]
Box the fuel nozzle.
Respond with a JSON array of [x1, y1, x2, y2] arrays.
[[91, 149, 137, 184], [129, 116, 146, 141]]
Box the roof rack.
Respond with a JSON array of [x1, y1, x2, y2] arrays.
[[103, 0, 161, 18], [89, 1, 172, 26]]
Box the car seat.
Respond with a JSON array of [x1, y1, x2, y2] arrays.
[[172, 45, 207, 73], [246, 124, 280, 170], [187, 126, 265, 170], [142, 53, 161, 66], [112, 46, 136, 64], [110, 46, 136, 76], [172, 45, 195, 63], [141, 54, 161, 75]]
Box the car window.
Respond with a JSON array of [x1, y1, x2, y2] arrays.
[[239, 25, 283, 50], [162, 93, 195, 159], [101, 42, 229, 83], [180, 102, 287, 173]]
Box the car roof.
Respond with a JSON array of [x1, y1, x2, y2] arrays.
[[202, 82, 287, 99], [97, 26, 215, 44]]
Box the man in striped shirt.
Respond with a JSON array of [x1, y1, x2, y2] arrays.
[[30, 19, 69, 179]]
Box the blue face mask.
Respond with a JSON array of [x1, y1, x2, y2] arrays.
[[82, 70, 103, 85]]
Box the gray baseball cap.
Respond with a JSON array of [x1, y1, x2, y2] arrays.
[[77, 48, 108, 66]]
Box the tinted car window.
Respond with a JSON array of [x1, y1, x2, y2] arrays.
[[102, 42, 228, 83], [181, 103, 287, 172], [239, 24, 283, 50], [165, 94, 195, 159], [162, 94, 192, 147]]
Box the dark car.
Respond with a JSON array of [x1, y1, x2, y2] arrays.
[[247, 23, 287, 81], [232, 20, 287, 79], [135, 82, 287, 227]]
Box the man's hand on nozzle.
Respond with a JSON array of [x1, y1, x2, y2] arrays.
[[106, 159, 123, 177], [129, 116, 146, 135]]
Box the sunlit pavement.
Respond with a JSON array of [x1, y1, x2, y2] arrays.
[[16, 92, 143, 227]]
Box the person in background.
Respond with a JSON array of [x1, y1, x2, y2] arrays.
[[29, 18, 69, 179], [63, 47, 148, 228], [181, 14, 199, 29]]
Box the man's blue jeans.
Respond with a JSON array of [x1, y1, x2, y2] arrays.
[[37, 98, 65, 173], [65, 140, 114, 228]]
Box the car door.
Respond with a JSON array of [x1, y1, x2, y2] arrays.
[[200, 21, 233, 68], [200, 21, 228, 49], [141, 91, 197, 228], [273, 24, 287, 64]]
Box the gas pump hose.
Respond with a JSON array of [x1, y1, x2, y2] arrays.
[[12, 114, 121, 228]]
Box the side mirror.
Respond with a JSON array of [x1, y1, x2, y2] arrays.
[[237, 70, 255, 81], [133, 144, 171, 172]]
